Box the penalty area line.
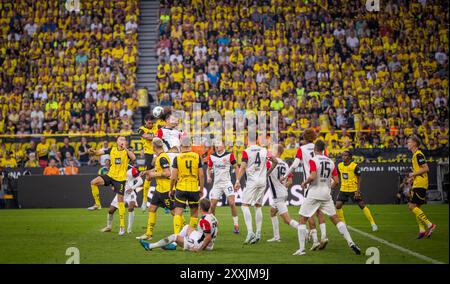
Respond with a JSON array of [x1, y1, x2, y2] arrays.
[[347, 225, 444, 264]]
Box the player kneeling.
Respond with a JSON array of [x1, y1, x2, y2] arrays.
[[266, 144, 299, 242], [101, 167, 143, 234], [139, 198, 218, 252]]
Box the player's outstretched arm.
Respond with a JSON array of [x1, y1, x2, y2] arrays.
[[192, 233, 212, 252], [88, 148, 106, 156], [198, 167, 205, 197], [283, 157, 300, 181]]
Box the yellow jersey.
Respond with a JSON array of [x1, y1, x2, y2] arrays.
[[155, 152, 171, 193], [1, 158, 18, 168], [36, 143, 50, 159], [105, 147, 129, 181], [338, 161, 361, 192], [138, 125, 158, 154], [173, 151, 202, 192], [412, 150, 428, 189]]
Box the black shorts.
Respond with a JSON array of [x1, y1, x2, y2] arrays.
[[174, 190, 200, 209], [151, 190, 174, 210], [100, 175, 125, 195], [409, 187, 427, 205], [337, 191, 364, 203], [144, 153, 154, 170]]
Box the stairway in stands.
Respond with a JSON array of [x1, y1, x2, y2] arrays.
[[134, 0, 160, 130]]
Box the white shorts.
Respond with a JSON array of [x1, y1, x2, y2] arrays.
[[299, 197, 336, 218], [111, 192, 138, 209], [210, 183, 235, 200], [180, 225, 215, 251], [242, 183, 266, 206], [270, 196, 288, 215]]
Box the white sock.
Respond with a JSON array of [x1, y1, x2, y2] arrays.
[[289, 219, 299, 229], [151, 234, 177, 249], [336, 221, 354, 246], [298, 224, 307, 251], [310, 229, 318, 244], [319, 222, 327, 241], [127, 211, 134, 231], [233, 216, 239, 226], [107, 213, 113, 228], [241, 206, 254, 234], [255, 207, 263, 236], [271, 216, 280, 239]]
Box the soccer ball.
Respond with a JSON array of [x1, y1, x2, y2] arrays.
[[152, 106, 164, 118]]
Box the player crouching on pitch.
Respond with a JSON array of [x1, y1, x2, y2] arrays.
[[102, 167, 143, 234], [139, 198, 218, 252]]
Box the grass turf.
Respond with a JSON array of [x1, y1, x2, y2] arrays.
[[0, 205, 447, 264]]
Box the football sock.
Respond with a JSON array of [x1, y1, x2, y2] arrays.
[[336, 221, 354, 246], [298, 224, 307, 252], [151, 234, 176, 249], [319, 222, 327, 241], [128, 211, 134, 231], [271, 216, 280, 239], [412, 207, 432, 227], [233, 216, 239, 226], [241, 206, 253, 234], [362, 207, 375, 225], [310, 229, 318, 244], [289, 219, 299, 229], [173, 215, 183, 234], [416, 216, 426, 232], [336, 208, 345, 224], [255, 207, 263, 235], [189, 217, 199, 228], [107, 213, 113, 228], [142, 180, 150, 206], [91, 184, 100, 207], [118, 201, 125, 228], [146, 211, 156, 236]]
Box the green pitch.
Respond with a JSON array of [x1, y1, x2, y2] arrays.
[[0, 205, 448, 264]]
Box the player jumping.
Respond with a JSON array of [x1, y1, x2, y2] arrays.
[[266, 144, 299, 242], [336, 151, 378, 231], [294, 140, 361, 256], [207, 140, 240, 234], [101, 167, 143, 234], [88, 136, 136, 235], [139, 198, 218, 252]]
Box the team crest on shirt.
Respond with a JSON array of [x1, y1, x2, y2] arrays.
[[115, 158, 122, 164], [222, 158, 227, 163]]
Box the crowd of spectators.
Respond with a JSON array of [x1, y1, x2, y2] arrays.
[[155, 0, 449, 153], [0, 0, 140, 138]]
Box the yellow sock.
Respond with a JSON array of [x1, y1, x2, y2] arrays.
[[189, 217, 199, 228], [416, 216, 426, 232], [173, 215, 182, 234], [146, 211, 156, 237], [362, 207, 375, 225], [143, 180, 150, 205], [118, 201, 125, 228], [91, 184, 100, 207], [412, 207, 432, 227], [336, 208, 346, 224]]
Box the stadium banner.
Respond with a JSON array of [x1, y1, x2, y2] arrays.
[[15, 162, 436, 208]]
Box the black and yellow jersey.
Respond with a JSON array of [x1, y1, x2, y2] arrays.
[[338, 161, 361, 192], [155, 152, 171, 193], [173, 151, 202, 192], [412, 149, 428, 189], [138, 125, 158, 154], [104, 147, 130, 181]]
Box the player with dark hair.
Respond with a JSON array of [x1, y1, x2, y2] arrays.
[[139, 198, 218, 252], [406, 136, 437, 239], [336, 151, 378, 232]]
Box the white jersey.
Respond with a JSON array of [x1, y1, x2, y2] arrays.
[[208, 151, 236, 188], [190, 213, 218, 250], [268, 158, 290, 199], [296, 143, 315, 179], [242, 145, 270, 186], [125, 168, 144, 191], [156, 127, 183, 152], [306, 155, 338, 200]]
